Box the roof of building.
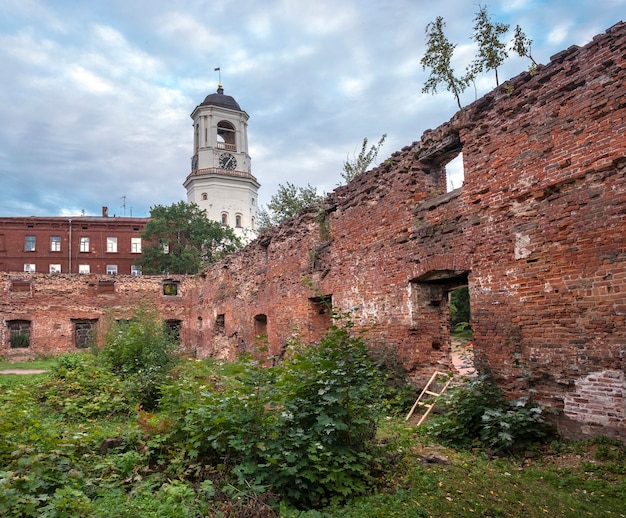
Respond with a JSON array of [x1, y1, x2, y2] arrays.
[[200, 85, 241, 111]]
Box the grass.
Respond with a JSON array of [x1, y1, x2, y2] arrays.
[[0, 357, 58, 371], [1, 360, 625, 517]]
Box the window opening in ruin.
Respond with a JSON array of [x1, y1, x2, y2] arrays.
[[163, 281, 180, 296], [215, 314, 225, 334], [80, 237, 89, 252], [73, 319, 97, 349], [25, 235, 35, 251], [50, 236, 61, 252], [11, 280, 31, 293], [445, 153, 464, 192], [254, 314, 268, 337], [309, 295, 332, 336], [98, 280, 115, 294], [217, 120, 236, 150], [8, 320, 31, 348], [165, 319, 182, 343]]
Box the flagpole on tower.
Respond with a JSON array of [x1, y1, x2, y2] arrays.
[[214, 66, 221, 85]]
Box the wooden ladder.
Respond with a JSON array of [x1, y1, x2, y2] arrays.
[[405, 371, 453, 425]]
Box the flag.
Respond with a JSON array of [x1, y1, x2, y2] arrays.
[[214, 67, 220, 71]]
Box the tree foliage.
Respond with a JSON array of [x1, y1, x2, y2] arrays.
[[257, 182, 323, 230], [511, 24, 537, 67], [139, 201, 241, 274], [341, 134, 387, 184], [421, 16, 469, 109], [469, 5, 510, 86]]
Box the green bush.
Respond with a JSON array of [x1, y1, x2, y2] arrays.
[[98, 304, 179, 409], [426, 375, 553, 452], [38, 353, 133, 420]]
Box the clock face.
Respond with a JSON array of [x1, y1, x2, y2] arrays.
[[219, 152, 237, 170]]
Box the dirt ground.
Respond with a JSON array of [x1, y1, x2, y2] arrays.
[[0, 369, 47, 375]]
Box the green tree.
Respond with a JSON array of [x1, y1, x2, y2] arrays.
[[421, 16, 469, 109], [139, 201, 241, 274], [511, 24, 537, 67], [257, 182, 323, 230], [341, 134, 387, 184], [469, 5, 510, 86]]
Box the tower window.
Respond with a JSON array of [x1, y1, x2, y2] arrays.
[[235, 214, 242, 228], [201, 192, 208, 201], [216, 121, 236, 151], [221, 213, 228, 226]]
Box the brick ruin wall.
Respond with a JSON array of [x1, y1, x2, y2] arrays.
[[1, 22, 625, 440]]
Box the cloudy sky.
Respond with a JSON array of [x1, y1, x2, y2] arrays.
[[1, 1, 624, 218]]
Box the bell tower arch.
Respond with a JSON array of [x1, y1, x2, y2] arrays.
[[184, 84, 260, 241]]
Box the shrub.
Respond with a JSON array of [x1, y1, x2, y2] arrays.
[[38, 353, 133, 420], [425, 375, 553, 452], [98, 304, 179, 409]]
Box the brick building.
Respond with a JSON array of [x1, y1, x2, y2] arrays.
[[1, 22, 625, 441], [0, 208, 148, 275]]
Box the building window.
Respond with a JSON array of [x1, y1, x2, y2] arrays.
[[8, 320, 31, 348], [49, 264, 61, 274], [131, 264, 142, 276], [163, 281, 179, 296], [235, 214, 242, 228], [251, 217, 255, 230], [106, 264, 118, 275], [106, 237, 118, 253], [78, 264, 90, 274], [25, 235, 35, 251], [201, 192, 208, 201], [50, 236, 61, 252], [73, 320, 97, 349], [131, 237, 142, 253], [24, 263, 36, 273], [221, 213, 228, 226], [161, 240, 170, 254], [80, 237, 90, 252]]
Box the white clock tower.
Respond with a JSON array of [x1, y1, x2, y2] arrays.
[[184, 84, 260, 241]]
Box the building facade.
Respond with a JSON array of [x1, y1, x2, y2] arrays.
[[0, 208, 148, 275], [183, 85, 260, 241]]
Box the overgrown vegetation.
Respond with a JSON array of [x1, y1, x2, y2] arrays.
[[0, 309, 624, 516]]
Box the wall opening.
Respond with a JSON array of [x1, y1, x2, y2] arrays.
[[254, 313, 268, 337], [215, 314, 225, 334], [163, 280, 180, 296], [98, 280, 115, 294], [410, 270, 469, 350], [446, 152, 464, 192], [8, 320, 31, 348], [165, 319, 182, 343], [309, 295, 332, 336], [73, 319, 97, 349]]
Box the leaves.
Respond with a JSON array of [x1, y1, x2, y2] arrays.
[[139, 201, 241, 274]]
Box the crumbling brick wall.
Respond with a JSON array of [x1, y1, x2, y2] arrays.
[[197, 22, 626, 440]]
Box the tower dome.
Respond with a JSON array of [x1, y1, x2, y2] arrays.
[[200, 85, 242, 111]]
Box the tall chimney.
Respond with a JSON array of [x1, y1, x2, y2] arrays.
[[102, 206, 108, 218]]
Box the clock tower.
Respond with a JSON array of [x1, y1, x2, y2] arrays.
[[184, 84, 260, 241]]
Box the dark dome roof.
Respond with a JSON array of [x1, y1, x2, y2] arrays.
[[200, 85, 241, 111]]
